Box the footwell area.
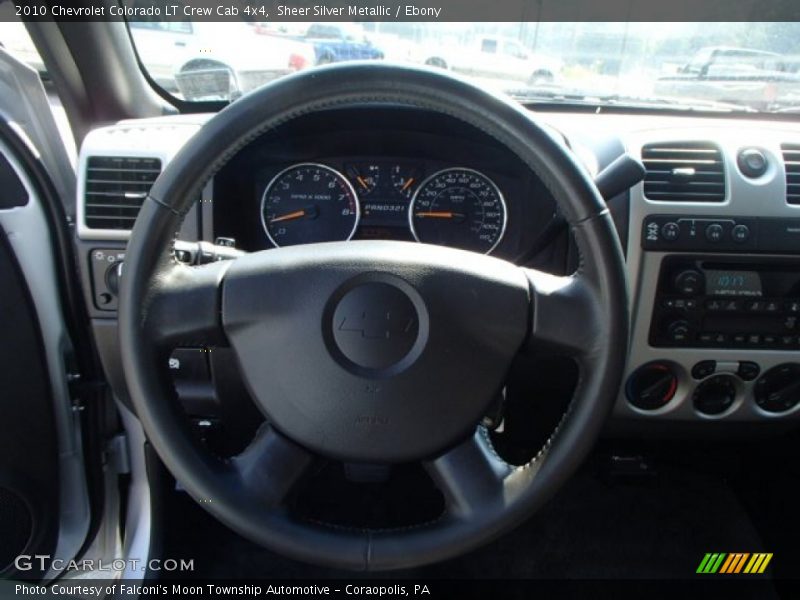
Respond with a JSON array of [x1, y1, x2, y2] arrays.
[[158, 450, 774, 583]]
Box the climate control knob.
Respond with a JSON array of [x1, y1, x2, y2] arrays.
[[754, 363, 800, 413], [693, 374, 737, 416], [626, 362, 678, 410]]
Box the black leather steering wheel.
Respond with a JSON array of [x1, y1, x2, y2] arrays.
[[119, 63, 628, 571]]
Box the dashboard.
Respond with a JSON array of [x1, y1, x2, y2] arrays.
[[210, 108, 560, 265], [74, 106, 800, 435]]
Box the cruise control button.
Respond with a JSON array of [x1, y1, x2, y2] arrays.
[[169, 348, 210, 382]]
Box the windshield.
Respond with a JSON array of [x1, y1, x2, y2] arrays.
[[127, 20, 800, 112]]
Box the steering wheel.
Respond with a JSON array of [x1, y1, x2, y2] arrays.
[[119, 63, 628, 571]]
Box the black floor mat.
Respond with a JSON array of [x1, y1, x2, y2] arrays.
[[160, 458, 770, 583]]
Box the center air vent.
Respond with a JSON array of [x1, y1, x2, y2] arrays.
[[83, 156, 161, 230], [781, 144, 800, 204], [641, 142, 725, 202]]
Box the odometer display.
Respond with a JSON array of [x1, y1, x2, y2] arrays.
[[409, 168, 506, 254], [261, 163, 360, 247]]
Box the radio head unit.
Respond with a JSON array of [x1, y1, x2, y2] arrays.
[[650, 256, 800, 349]]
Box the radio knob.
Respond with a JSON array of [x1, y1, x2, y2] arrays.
[[626, 362, 678, 410], [673, 269, 703, 296], [755, 363, 800, 413], [665, 319, 691, 343]]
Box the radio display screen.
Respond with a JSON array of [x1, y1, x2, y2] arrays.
[[705, 270, 762, 296]]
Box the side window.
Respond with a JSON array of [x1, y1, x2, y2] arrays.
[[481, 39, 497, 54], [0, 2, 45, 73]]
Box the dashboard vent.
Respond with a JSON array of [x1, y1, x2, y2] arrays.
[[781, 144, 800, 204], [641, 142, 725, 202], [83, 156, 161, 230]]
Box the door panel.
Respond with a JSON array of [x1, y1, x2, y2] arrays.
[[0, 224, 59, 580]]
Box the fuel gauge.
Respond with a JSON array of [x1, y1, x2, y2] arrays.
[[347, 164, 380, 196]]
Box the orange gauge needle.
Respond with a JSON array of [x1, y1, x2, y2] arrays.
[[415, 211, 464, 219], [401, 178, 415, 191], [269, 209, 306, 224], [356, 176, 370, 190]]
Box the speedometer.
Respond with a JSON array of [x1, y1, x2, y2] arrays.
[[261, 163, 360, 247], [409, 168, 506, 254]]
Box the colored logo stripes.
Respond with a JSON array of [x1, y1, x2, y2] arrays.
[[697, 553, 773, 574]]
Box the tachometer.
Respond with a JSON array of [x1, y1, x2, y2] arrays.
[[409, 168, 506, 254], [261, 163, 360, 247]]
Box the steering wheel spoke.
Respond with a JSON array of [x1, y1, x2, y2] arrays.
[[523, 268, 601, 360], [230, 424, 316, 509], [424, 428, 513, 519], [143, 260, 230, 347]]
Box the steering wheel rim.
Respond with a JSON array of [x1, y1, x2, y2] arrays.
[[119, 63, 628, 571]]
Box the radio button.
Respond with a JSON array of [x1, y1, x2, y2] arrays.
[[763, 335, 778, 346], [747, 334, 762, 345], [714, 333, 728, 344], [786, 300, 800, 313], [705, 223, 724, 242], [731, 224, 750, 243], [722, 299, 740, 312], [665, 298, 698, 310], [744, 299, 764, 312], [733, 333, 747, 345], [706, 299, 723, 311], [780, 335, 796, 347], [764, 300, 781, 313]]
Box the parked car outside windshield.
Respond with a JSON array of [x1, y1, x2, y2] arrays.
[[119, 21, 800, 112]]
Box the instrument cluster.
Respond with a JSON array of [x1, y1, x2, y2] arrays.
[[260, 160, 508, 254]]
